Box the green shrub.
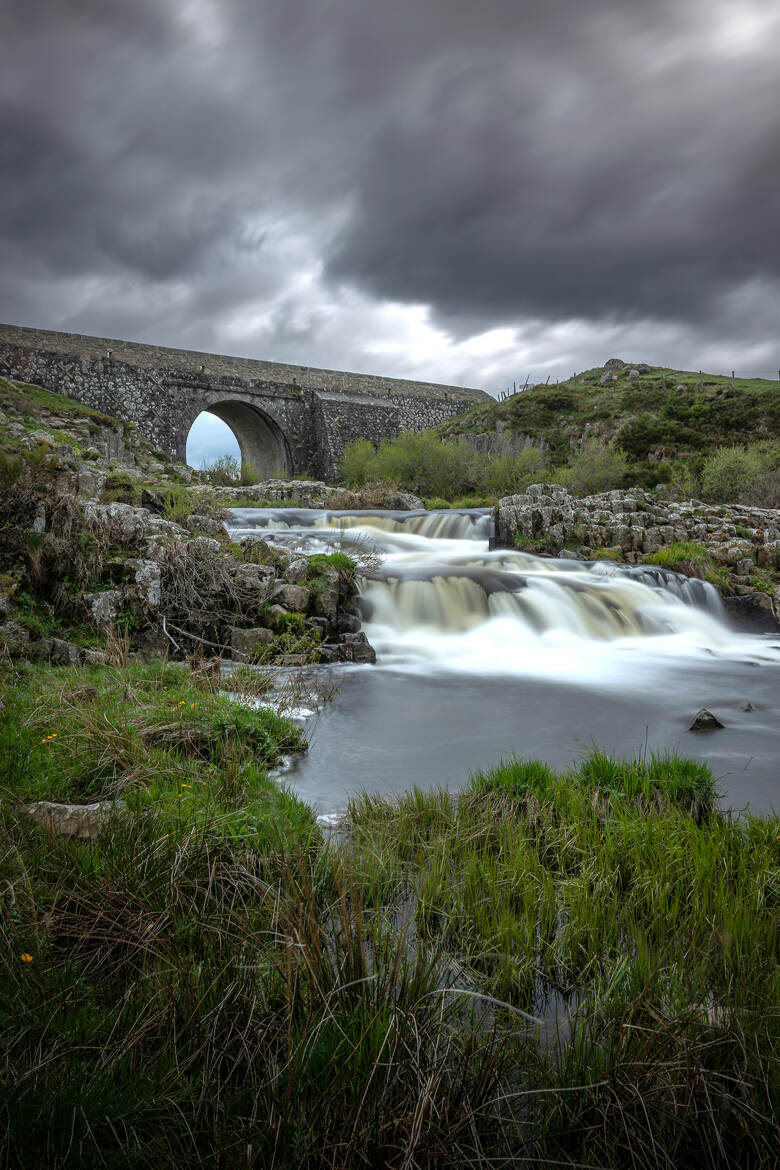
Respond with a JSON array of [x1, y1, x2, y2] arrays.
[[341, 439, 378, 486], [554, 438, 628, 496], [479, 447, 548, 496], [201, 453, 241, 485], [648, 542, 713, 577], [700, 445, 761, 503], [341, 432, 549, 501], [307, 552, 356, 581]]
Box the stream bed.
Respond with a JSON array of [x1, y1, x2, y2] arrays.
[[228, 507, 780, 818]]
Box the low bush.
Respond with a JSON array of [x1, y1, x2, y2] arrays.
[[700, 444, 761, 503], [553, 437, 629, 496], [340, 432, 550, 500]]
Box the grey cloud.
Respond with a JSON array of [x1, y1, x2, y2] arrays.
[[1, 0, 779, 385]]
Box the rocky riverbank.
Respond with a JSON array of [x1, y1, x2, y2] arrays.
[[497, 483, 780, 628], [0, 380, 382, 667]]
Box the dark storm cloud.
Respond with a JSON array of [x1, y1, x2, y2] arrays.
[[318, 0, 780, 325], [1, 0, 779, 380]]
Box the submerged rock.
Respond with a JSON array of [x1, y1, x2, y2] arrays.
[[689, 708, 724, 731]]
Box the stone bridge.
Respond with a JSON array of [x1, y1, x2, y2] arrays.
[[0, 324, 490, 480]]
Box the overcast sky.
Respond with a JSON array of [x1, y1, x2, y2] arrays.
[[3, 0, 779, 438]]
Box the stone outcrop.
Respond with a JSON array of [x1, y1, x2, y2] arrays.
[[497, 483, 780, 625], [193, 479, 425, 511]]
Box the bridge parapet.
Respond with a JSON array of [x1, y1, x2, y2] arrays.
[[0, 323, 490, 480]]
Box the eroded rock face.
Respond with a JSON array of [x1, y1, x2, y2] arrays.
[[197, 480, 424, 511], [134, 560, 162, 607], [85, 501, 186, 544], [496, 483, 780, 627]]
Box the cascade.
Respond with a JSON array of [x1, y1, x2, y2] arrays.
[[226, 506, 774, 674], [227, 506, 780, 814]]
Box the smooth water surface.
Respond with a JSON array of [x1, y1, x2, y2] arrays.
[[228, 507, 780, 817]]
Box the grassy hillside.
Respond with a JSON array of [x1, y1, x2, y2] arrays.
[[440, 362, 780, 493]]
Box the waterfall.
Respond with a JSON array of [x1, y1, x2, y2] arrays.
[[226, 507, 779, 675]]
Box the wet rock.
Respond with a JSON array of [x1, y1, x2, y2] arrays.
[[230, 626, 274, 656], [313, 586, 339, 622], [273, 583, 311, 612], [333, 612, 362, 634], [689, 708, 724, 731], [722, 594, 779, 633], [21, 800, 124, 839], [322, 631, 377, 664]]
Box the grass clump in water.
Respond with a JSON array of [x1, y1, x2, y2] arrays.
[[1, 716, 777, 1169]]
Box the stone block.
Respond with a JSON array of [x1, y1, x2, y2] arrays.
[[183, 514, 226, 538], [22, 800, 123, 839], [273, 583, 311, 612], [285, 557, 310, 585], [44, 638, 83, 666], [233, 563, 276, 597], [230, 626, 274, 656]]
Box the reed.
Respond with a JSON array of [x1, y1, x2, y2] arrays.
[[1, 665, 777, 1167]]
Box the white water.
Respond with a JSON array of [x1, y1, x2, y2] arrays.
[[228, 507, 780, 689], [227, 507, 780, 815]]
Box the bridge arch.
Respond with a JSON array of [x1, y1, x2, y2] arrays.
[[190, 397, 292, 479]]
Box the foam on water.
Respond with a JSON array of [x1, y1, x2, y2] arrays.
[[226, 506, 780, 684]]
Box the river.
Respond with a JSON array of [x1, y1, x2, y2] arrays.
[[227, 507, 780, 818]]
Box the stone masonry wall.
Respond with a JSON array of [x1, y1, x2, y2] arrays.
[[0, 323, 489, 480]]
